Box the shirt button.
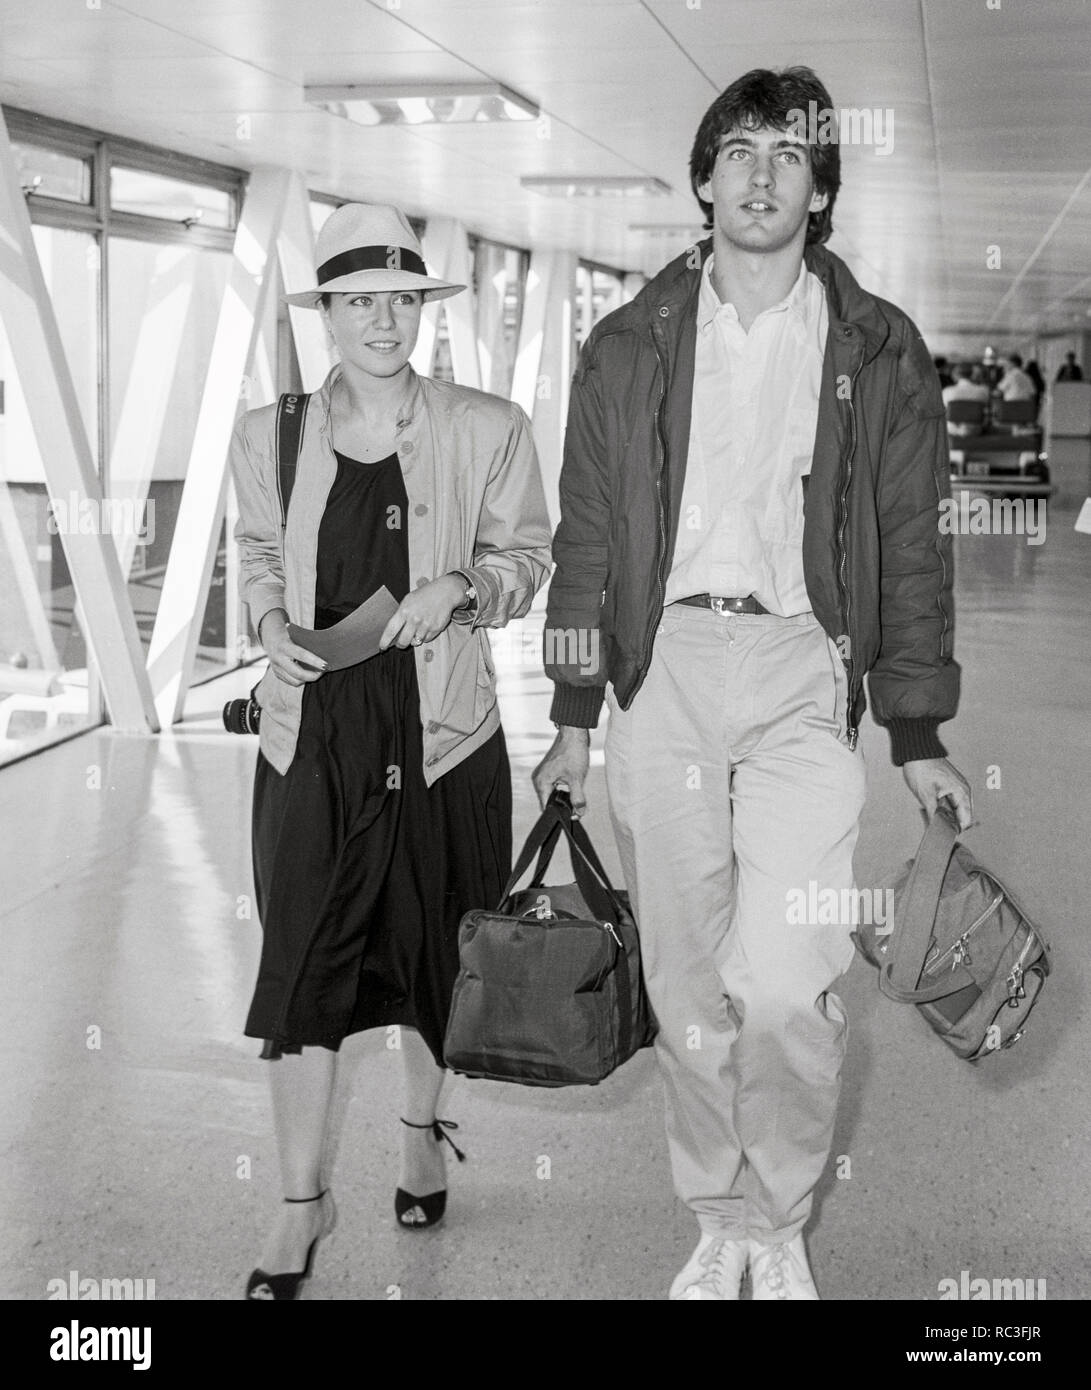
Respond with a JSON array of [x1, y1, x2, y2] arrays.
[[416, 577, 428, 588], [401, 440, 415, 454], [414, 503, 428, 516], [426, 721, 439, 734], [423, 649, 434, 662]]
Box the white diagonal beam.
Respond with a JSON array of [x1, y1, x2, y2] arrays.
[[109, 244, 195, 580], [411, 217, 480, 388], [0, 108, 157, 732], [278, 171, 334, 390], [147, 166, 290, 725], [512, 248, 576, 527]]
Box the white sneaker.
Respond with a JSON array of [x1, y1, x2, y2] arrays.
[[669, 1234, 749, 1300], [748, 1234, 820, 1300]]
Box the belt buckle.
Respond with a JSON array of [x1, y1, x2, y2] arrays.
[[709, 595, 744, 615]]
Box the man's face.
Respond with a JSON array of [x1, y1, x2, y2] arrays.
[[699, 124, 828, 256]]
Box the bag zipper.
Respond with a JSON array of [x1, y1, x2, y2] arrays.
[[925, 890, 1004, 973], [1004, 931, 1040, 1007]]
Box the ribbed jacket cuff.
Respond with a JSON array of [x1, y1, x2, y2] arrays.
[[886, 717, 948, 767], [549, 683, 605, 729]]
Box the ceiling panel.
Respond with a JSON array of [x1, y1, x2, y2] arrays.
[[0, 0, 1088, 342]]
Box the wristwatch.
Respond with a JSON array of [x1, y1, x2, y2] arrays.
[[454, 577, 477, 612]]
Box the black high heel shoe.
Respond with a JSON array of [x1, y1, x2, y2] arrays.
[[394, 1119, 466, 1229], [245, 1190, 336, 1300]]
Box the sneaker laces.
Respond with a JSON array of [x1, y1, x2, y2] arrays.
[[755, 1242, 791, 1299], [688, 1237, 742, 1297]]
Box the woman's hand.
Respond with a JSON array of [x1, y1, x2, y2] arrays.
[[260, 609, 328, 687], [380, 574, 468, 650]]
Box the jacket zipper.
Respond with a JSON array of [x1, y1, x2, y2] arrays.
[[838, 347, 866, 750], [640, 326, 670, 676]]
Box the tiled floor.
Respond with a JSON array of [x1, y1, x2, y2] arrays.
[[2, 502, 1089, 1300]]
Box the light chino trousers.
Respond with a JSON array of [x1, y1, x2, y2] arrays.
[[604, 603, 868, 1242]]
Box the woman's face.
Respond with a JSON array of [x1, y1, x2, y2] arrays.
[[323, 290, 423, 378]]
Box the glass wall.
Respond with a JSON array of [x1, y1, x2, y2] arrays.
[[107, 238, 232, 679], [1, 108, 244, 766], [576, 261, 626, 349], [475, 238, 528, 397], [0, 225, 99, 759]]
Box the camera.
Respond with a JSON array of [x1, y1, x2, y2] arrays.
[[223, 688, 262, 734]]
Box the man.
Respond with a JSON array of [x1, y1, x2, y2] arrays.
[[942, 362, 990, 437], [533, 67, 972, 1301], [1056, 351, 1084, 382], [997, 353, 1036, 402]]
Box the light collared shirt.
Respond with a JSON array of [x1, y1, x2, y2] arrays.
[[665, 255, 828, 616]]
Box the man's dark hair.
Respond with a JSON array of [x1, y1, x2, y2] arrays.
[[689, 66, 841, 244], [1008, 353, 1023, 368]]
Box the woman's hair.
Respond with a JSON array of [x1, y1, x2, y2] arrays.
[[689, 66, 841, 244]]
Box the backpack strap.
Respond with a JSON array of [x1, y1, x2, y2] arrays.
[[274, 392, 310, 527]]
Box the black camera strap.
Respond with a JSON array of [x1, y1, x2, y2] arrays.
[[274, 392, 311, 528]]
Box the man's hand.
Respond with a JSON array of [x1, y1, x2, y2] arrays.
[[260, 609, 328, 687], [532, 726, 591, 814], [902, 757, 973, 831], [380, 573, 467, 650]]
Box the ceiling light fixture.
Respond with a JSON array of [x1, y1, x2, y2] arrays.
[[521, 176, 672, 198], [306, 82, 539, 126], [629, 222, 705, 234]]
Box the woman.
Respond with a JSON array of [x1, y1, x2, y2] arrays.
[[231, 203, 551, 1300]]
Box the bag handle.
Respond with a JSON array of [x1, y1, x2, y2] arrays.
[[498, 790, 627, 925], [879, 802, 973, 1003]]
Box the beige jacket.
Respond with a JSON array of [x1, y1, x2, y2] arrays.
[[231, 365, 551, 785]]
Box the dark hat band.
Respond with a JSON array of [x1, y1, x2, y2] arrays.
[[316, 244, 428, 284]]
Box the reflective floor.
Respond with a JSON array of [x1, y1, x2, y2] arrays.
[[2, 502, 1089, 1300]]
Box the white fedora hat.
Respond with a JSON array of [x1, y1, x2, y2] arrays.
[[284, 202, 465, 308]]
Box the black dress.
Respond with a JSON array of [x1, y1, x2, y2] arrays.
[[245, 450, 512, 1066]]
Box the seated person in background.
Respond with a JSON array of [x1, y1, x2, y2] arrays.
[[942, 363, 989, 437], [1024, 360, 1045, 419], [1056, 351, 1084, 382], [933, 356, 954, 390], [997, 353, 1036, 402]]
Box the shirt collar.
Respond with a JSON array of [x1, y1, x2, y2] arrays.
[[698, 255, 818, 334]]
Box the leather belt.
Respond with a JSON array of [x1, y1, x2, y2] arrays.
[[675, 593, 770, 616]]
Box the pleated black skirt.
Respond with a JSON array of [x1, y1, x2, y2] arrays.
[[244, 449, 512, 1065]]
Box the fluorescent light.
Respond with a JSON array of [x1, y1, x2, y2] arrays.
[[306, 82, 539, 125], [629, 223, 705, 234], [522, 176, 672, 198], [522, 176, 667, 198]]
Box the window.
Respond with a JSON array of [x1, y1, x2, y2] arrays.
[[576, 263, 625, 348], [110, 167, 235, 230], [1, 107, 247, 764], [11, 141, 92, 204], [0, 226, 100, 761]]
